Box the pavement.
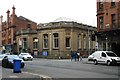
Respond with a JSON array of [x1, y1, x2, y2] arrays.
[[0, 58, 90, 80], [1, 67, 52, 80]]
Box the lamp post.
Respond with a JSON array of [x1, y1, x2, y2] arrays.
[[88, 29, 90, 56], [49, 33, 52, 56], [106, 37, 107, 51]]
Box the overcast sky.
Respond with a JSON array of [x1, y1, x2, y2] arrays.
[[0, 0, 97, 26]]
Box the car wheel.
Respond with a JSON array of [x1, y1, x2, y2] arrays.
[[21, 63, 25, 68], [30, 59, 33, 61], [107, 61, 111, 66], [94, 60, 98, 65], [22, 57, 25, 61]]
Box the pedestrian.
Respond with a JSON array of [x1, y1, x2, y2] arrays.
[[74, 52, 78, 62], [80, 52, 83, 61], [31, 52, 34, 57], [71, 51, 74, 61], [77, 52, 80, 61]]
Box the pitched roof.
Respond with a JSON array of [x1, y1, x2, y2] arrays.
[[18, 16, 36, 23]]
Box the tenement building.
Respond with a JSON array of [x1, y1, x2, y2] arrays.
[[0, 6, 37, 54], [96, 0, 120, 56], [37, 18, 97, 58]]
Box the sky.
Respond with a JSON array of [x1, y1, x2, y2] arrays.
[[0, 0, 97, 27]]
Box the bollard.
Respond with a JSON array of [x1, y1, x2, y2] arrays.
[[13, 59, 21, 73]]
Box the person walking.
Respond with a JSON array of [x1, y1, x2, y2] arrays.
[[80, 52, 83, 61], [77, 52, 80, 61], [71, 51, 74, 61]]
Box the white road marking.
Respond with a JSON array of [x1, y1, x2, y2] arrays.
[[9, 76, 18, 78], [23, 72, 52, 79], [53, 59, 70, 62]]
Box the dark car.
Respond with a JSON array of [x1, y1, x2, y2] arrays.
[[2, 55, 25, 68]]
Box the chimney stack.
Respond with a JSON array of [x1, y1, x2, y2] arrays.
[[6, 10, 10, 28], [11, 6, 16, 26], [12, 5, 16, 15], [0, 15, 3, 26]]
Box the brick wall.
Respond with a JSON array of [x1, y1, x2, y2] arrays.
[[97, 1, 120, 32]]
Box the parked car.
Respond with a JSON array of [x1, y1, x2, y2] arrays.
[[0, 54, 5, 61], [2, 55, 25, 68], [0, 53, 4, 65], [88, 51, 120, 66], [0, 53, 10, 61], [19, 53, 33, 61]]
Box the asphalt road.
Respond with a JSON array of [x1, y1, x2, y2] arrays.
[[1, 58, 120, 80]]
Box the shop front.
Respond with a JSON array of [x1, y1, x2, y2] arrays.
[[96, 29, 120, 57]]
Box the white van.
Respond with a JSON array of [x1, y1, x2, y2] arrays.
[[88, 51, 120, 66]]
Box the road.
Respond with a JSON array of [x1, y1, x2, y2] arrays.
[[1, 58, 120, 80]]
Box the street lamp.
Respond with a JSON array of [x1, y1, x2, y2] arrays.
[[106, 37, 107, 51], [88, 29, 90, 55]]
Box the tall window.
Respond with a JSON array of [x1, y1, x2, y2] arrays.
[[8, 38, 11, 44], [66, 37, 70, 48], [8, 30, 11, 36], [100, 16, 104, 29], [111, 14, 116, 28], [2, 40, 5, 45], [78, 34, 81, 49], [23, 38, 27, 49], [43, 34, 48, 49], [111, 0, 115, 6], [53, 33, 59, 48], [33, 38, 38, 49], [83, 35, 86, 49], [99, 0, 103, 9], [2, 32, 6, 37]]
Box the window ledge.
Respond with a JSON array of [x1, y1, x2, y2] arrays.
[[110, 5, 116, 8], [66, 47, 71, 49], [53, 48, 59, 50], [43, 48, 49, 50]]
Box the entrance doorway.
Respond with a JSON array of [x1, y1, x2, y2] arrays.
[[111, 43, 120, 57]]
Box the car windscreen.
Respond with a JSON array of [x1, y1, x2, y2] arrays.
[[21, 54, 28, 55], [21, 53, 29, 55], [106, 52, 117, 57], [0, 54, 3, 58], [8, 55, 20, 59]]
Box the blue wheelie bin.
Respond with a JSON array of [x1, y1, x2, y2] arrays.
[[13, 59, 21, 73]]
